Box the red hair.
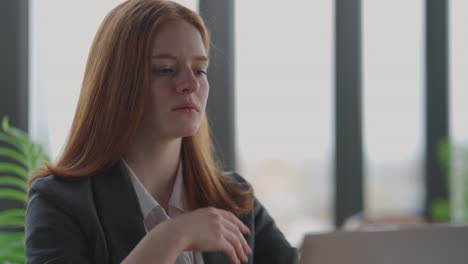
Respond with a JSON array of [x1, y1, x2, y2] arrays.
[[29, 0, 253, 217]]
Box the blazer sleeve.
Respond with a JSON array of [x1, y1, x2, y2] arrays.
[[25, 181, 90, 264], [227, 172, 298, 264], [252, 198, 299, 264]]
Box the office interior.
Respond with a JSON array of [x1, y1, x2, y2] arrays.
[[1, 0, 467, 252]]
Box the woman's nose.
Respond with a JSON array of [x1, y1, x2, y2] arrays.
[[175, 68, 199, 94]]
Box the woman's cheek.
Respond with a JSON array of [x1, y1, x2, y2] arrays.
[[202, 83, 209, 101]]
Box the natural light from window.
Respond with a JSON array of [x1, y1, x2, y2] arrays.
[[362, 0, 425, 218], [235, 0, 334, 246]]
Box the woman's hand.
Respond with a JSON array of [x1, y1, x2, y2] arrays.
[[168, 206, 252, 264]]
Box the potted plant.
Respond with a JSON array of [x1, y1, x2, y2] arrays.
[[431, 138, 468, 222], [0, 116, 49, 264]]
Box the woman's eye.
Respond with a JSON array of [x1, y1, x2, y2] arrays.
[[152, 68, 175, 75], [194, 70, 207, 77]]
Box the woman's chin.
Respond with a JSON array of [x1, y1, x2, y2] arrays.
[[171, 125, 200, 138]]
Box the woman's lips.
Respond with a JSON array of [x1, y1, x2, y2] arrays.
[[172, 102, 199, 112], [173, 107, 197, 112]]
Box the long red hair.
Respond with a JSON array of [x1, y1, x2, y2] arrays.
[[29, 0, 253, 217]]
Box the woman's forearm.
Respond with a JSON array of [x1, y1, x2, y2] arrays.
[[122, 207, 252, 264], [121, 221, 187, 264]]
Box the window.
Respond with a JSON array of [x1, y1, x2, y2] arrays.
[[236, 0, 334, 245], [449, 0, 468, 221], [450, 0, 468, 146], [362, 0, 425, 218]]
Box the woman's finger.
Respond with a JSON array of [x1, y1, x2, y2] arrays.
[[220, 238, 241, 264], [222, 226, 248, 263], [218, 209, 251, 235], [222, 218, 252, 257]]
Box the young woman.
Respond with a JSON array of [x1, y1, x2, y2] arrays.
[[25, 1, 297, 263]]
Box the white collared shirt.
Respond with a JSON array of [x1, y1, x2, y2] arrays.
[[122, 159, 204, 264]]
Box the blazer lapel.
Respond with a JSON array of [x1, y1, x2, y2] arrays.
[[91, 160, 237, 264], [91, 160, 147, 263]]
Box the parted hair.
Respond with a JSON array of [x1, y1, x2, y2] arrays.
[[28, 0, 253, 217]]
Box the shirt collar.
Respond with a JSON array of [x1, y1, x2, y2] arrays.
[[168, 163, 186, 213], [122, 159, 186, 218]]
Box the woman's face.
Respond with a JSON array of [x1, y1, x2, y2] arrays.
[[141, 20, 209, 140]]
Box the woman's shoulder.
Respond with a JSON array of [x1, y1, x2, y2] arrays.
[[28, 174, 94, 212], [223, 171, 253, 190], [30, 174, 91, 194], [224, 171, 248, 183]]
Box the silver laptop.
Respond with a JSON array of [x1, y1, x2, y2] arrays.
[[299, 225, 468, 264]]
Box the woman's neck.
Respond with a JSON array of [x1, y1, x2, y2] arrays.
[[123, 135, 182, 209]]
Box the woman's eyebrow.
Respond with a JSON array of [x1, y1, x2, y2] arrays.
[[152, 53, 209, 62]]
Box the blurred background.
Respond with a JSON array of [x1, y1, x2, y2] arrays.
[[1, 0, 467, 248]]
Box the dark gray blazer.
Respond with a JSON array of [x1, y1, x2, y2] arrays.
[[25, 160, 298, 264]]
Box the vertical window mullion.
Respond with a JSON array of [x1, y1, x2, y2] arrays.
[[335, 0, 364, 227], [425, 0, 449, 219]]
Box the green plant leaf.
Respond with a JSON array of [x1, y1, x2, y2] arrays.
[[0, 217, 24, 229], [0, 240, 24, 263], [0, 211, 25, 231], [25, 145, 36, 171], [430, 199, 450, 221], [33, 145, 49, 164], [0, 133, 26, 156], [437, 138, 452, 190], [0, 163, 28, 179], [35, 144, 44, 157], [29, 145, 49, 173], [437, 138, 451, 170], [5, 127, 32, 148], [0, 232, 25, 260], [0, 209, 25, 219], [33, 158, 48, 172], [1, 124, 33, 165], [0, 177, 27, 191], [0, 232, 24, 244], [1, 116, 10, 132], [0, 189, 27, 203], [0, 148, 28, 168], [0, 254, 25, 264], [0, 255, 25, 264], [0, 117, 31, 264]]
